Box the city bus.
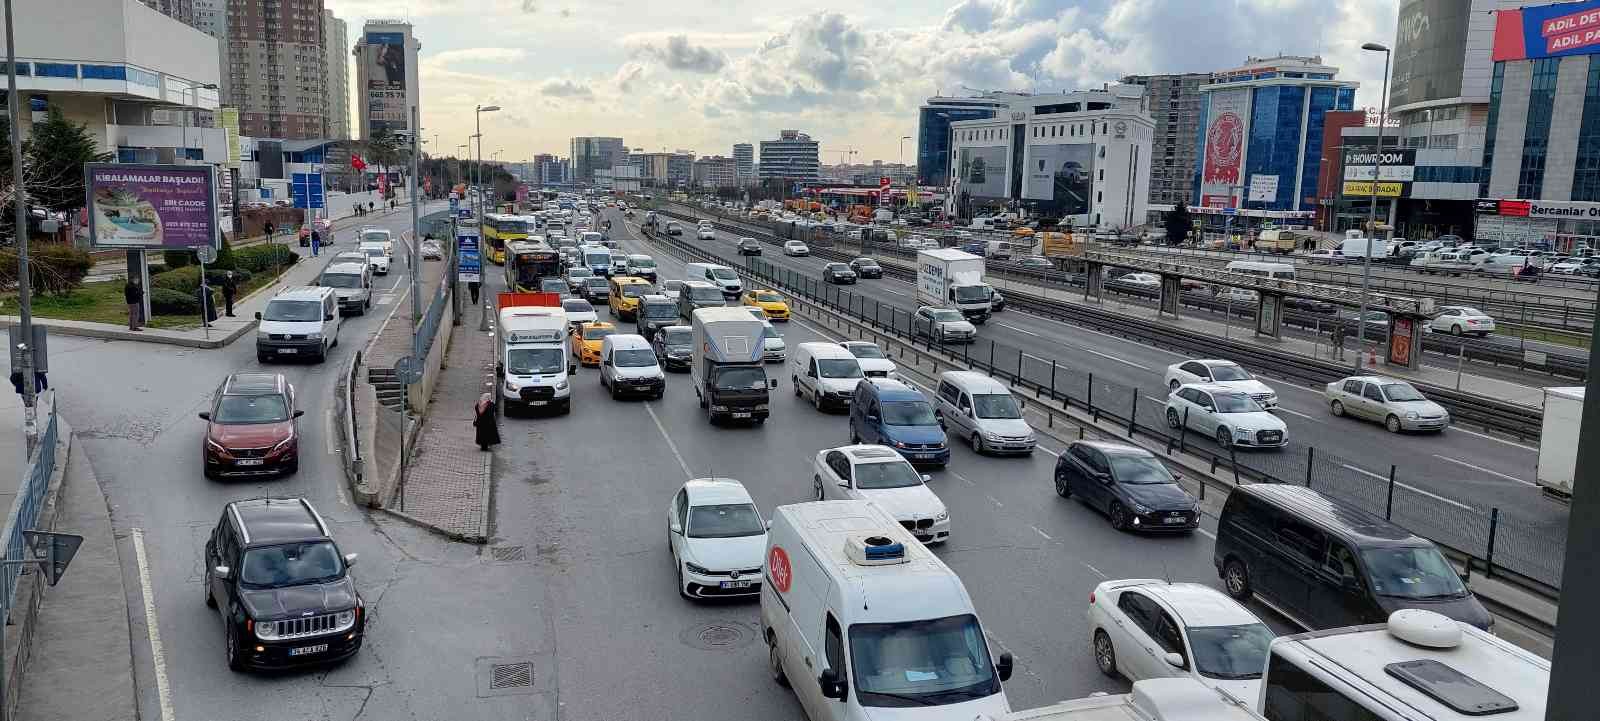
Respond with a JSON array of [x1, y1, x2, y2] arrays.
[[504, 239, 563, 292], [481, 213, 529, 265]]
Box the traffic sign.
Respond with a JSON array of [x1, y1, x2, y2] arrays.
[[22, 531, 82, 586], [291, 172, 325, 209], [195, 244, 217, 265], [457, 229, 482, 283], [1222, 207, 1237, 215], [395, 355, 423, 385]]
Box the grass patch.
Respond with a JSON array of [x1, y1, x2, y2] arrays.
[[2, 264, 291, 330], [1493, 323, 1593, 350]]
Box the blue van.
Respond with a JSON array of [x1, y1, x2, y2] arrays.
[[848, 378, 949, 467]]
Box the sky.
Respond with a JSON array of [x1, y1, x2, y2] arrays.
[[324, 0, 1401, 166]]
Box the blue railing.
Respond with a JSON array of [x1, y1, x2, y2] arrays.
[[3, 393, 60, 610]]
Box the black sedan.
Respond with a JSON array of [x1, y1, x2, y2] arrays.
[[737, 238, 763, 256], [1283, 296, 1336, 314], [848, 257, 882, 278], [651, 325, 693, 371], [823, 262, 858, 284], [1053, 440, 1198, 533]]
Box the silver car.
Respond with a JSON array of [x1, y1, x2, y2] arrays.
[[1325, 375, 1449, 433]]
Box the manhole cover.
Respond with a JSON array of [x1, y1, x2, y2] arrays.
[[680, 621, 755, 651], [490, 662, 533, 690], [490, 545, 527, 562]]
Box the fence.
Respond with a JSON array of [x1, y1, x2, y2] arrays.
[[2, 393, 59, 612]]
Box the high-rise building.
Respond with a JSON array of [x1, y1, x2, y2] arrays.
[[570, 137, 625, 183], [322, 10, 349, 139], [352, 20, 420, 139], [188, 0, 228, 120], [226, 0, 328, 139], [732, 143, 754, 182], [667, 152, 694, 184], [693, 156, 737, 188], [759, 130, 820, 182], [1120, 73, 1208, 208], [918, 93, 1023, 187], [532, 153, 567, 185], [139, 0, 194, 26]]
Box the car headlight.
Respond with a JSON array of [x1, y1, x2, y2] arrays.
[[255, 620, 279, 640], [1406, 411, 1419, 420], [334, 608, 357, 628], [710, 405, 728, 411], [982, 431, 1004, 441], [684, 562, 711, 575], [306, 332, 323, 341], [1234, 427, 1254, 438], [935, 510, 948, 521], [754, 404, 769, 411], [270, 435, 294, 454], [891, 440, 909, 449], [504, 379, 519, 393], [555, 380, 568, 391], [205, 438, 228, 454], [1131, 503, 1152, 515], [256, 330, 271, 341]]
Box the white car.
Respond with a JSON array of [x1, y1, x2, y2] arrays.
[[359, 244, 390, 275], [1164, 383, 1288, 449], [761, 321, 786, 363], [1163, 360, 1277, 410], [1325, 375, 1449, 433], [1305, 248, 1345, 264], [1087, 579, 1273, 703], [560, 298, 597, 326], [1548, 257, 1598, 274], [782, 240, 810, 256], [696, 227, 715, 240], [811, 445, 949, 544], [658, 279, 684, 302], [419, 238, 443, 260], [1111, 272, 1161, 290], [1428, 305, 1495, 337], [839, 341, 897, 379], [667, 478, 766, 600], [358, 228, 394, 256]]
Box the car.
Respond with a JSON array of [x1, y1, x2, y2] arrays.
[[736, 238, 762, 256], [1165, 383, 1288, 450], [570, 321, 614, 367], [625, 254, 658, 281], [847, 379, 950, 468], [564, 266, 594, 292], [1163, 360, 1277, 410], [1549, 257, 1599, 274], [665, 221, 683, 236], [331, 250, 368, 267], [667, 478, 767, 600], [1086, 579, 1273, 702], [1109, 272, 1161, 291], [821, 262, 857, 284], [358, 227, 393, 255], [760, 321, 786, 363], [911, 306, 977, 344], [933, 370, 1036, 455], [1014, 256, 1055, 270], [255, 287, 342, 363], [740, 289, 790, 321], [696, 227, 716, 240], [1282, 296, 1336, 314], [560, 297, 598, 326], [419, 238, 443, 260], [579, 276, 611, 303], [782, 240, 809, 256], [812, 445, 949, 543], [988, 288, 1006, 312], [199, 373, 302, 479], [1325, 375, 1449, 433], [652, 325, 694, 371], [839, 340, 896, 378], [1335, 309, 1392, 343], [539, 277, 571, 297], [359, 243, 390, 275], [1428, 305, 1495, 337], [203, 497, 365, 671], [848, 257, 882, 278], [658, 279, 684, 301], [1305, 248, 1346, 264], [1053, 440, 1200, 532], [598, 333, 665, 400]]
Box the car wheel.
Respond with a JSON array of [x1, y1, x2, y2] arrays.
[[1093, 629, 1119, 678], [1168, 379, 1179, 393], [1166, 409, 1181, 429], [813, 390, 824, 412], [1054, 470, 1071, 498], [813, 476, 825, 501], [1109, 502, 1129, 531], [769, 635, 790, 688], [792, 377, 801, 397], [1223, 558, 1252, 600], [1450, 324, 1463, 336], [971, 433, 984, 454], [1385, 414, 1403, 433], [225, 621, 244, 672], [203, 571, 216, 608], [1215, 427, 1232, 448]]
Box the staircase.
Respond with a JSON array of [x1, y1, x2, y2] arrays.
[[368, 367, 405, 409]]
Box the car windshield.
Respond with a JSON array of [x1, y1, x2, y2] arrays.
[[927, 309, 962, 322], [239, 541, 344, 588], [506, 348, 564, 375], [854, 259, 878, 267], [1381, 383, 1426, 402], [817, 359, 862, 379], [1362, 546, 1468, 599], [630, 257, 655, 267], [1213, 393, 1262, 413], [585, 253, 609, 265], [709, 268, 738, 281], [1107, 453, 1174, 485], [263, 300, 323, 322], [361, 232, 388, 243], [585, 278, 610, 289], [1187, 623, 1274, 680], [643, 303, 676, 319], [849, 614, 1000, 708], [213, 394, 289, 423], [567, 268, 592, 279], [953, 286, 989, 302], [972, 394, 1021, 419], [881, 401, 938, 426], [689, 286, 723, 302], [686, 503, 765, 539], [613, 349, 657, 368], [562, 300, 594, 314], [662, 329, 692, 346], [582, 327, 613, 341], [846, 344, 885, 359], [712, 366, 767, 391], [1208, 364, 1251, 381], [540, 280, 568, 293], [754, 291, 783, 303], [321, 273, 362, 289], [854, 460, 923, 489]]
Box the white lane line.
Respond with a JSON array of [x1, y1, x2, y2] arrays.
[[879, 287, 906, 296], [1083, 562, 1108, 579], [1031, 525, 1052, 540], [1446, 426, 1539, 453], [1144, 395, 1166, 406], [131, 528, 176, 721], [324, 408, 339, 455], [644, 401, 694, 479], [1275, 407, 1319, 421], [985, 494, 1004, 508], [1430, 455, 1537, 488], [1196, 527, 1217, 540], [995, 322, 1039, 337], [1342, 463, 1473, 509]]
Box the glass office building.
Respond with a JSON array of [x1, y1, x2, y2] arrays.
[[917, 94, 1017, 187]]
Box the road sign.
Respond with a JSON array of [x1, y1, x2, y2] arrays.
[[291, 172, 325, 209], [21, 531, 82, 586], [449, 197, 459, 214], [1248, 174, 1278, 202], [195, 244, 217, 265], [1222, 207, 1237, 215], [457, 229, 482, 283], [395, 355, 424, 385]]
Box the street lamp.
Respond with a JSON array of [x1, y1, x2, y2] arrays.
[[1354, 41, 1391, 370], [898, 135, 911, 166], [474, 104, 500, 331], [178, 81, 219, 162]]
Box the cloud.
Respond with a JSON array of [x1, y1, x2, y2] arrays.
[[426, 47, 528, 67], [627, 34, 728, 74], [521, 0, 536, 11], [539, 78, 594, 98]]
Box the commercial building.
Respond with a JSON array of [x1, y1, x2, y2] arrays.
[[758, 129, 820, 182], [917, 92, 1020, 187], [138, 0, 194, 25], [322, 10, 349, 139], [732, 143, 754, 183], [570, 136, 625, 183], [531, 154, 567, 185], [611, 164, 642, 193], [692, 156, 737, 188], [948, 85, 1154, 229], [352, 20, 420, 139], [226, 0, 328, 139], [1121, 73, 1209, 206], [1311, 110, 1372, 231]]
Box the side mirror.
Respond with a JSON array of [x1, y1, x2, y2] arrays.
[[198, 411, 211, 420], [343, 553, 358, 567], [1341, 575, 1362, 591], [669, 521, 682, 535], [569, 364, 578, 376], [254, 311, 263, 321], [325, 314, 335, 321], [1163, 652, 1185, 669], [213, 565, 231, 580], [293, 410, 305, 419], [819, 668, 848, 701], [920, 474, 932, 483], [996, 652, 1014, 682], [1098, 472, 1115, 485], [769, 379, 779, 390]]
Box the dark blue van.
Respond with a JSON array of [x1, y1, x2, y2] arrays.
[[848, 379, 949, 467]]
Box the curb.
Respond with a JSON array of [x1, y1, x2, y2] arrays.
[[477, 451, 493, 542], [376, 506, 488, 544], [0, 315, 254, 349]]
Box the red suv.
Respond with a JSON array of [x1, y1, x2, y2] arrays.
[[200, 373, 301, 479]]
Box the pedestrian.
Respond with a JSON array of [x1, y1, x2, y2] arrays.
[[264, 221, 276, 239], [473, 392, 500, 452], [124, 276, 144, 331], [368, 201, 375, 214], [1333, 322, 1347, 362], [221, 271, 238, 317], [468, 280, 481, 305], [311, 229, 322, 256], [197, 281, 217, 327]]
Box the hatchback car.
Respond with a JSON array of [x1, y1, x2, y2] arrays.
[[564, 266, 594, 292], [812, 445, 949, 544], [200, 373, 303, 479], [1165, 384, 1288, 449], [571, 321, 615, 367], [560, 298, 598, 326], [667, 478, 767, 600], [1163, 360, 1277, 410], [737, 238, 763, 256], [1053, 440, 1199, 532], [822, 262, 857, 284], [696, 226, 716, 240], [741, 289, 790, 321], [1325, 375, 1449, 433], [848, 257, 882, 278], [1086, 579, 1273, 702], [782, 240, 810, 256]]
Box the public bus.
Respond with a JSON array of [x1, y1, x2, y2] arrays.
[[481, 213, 529, 265], [504, 240, 564, 292]]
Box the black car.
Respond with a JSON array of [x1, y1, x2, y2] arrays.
[[737, 238, 763, 256], [823, 263, 858, 285], [581, 277, 611, 304], [204, 498, 365, 671], [1283, 296, 1336, 314], [848, 257, 882, 278], [635, 295, 679, 340], [1053, 441, 1198, 533], [652, 325, 693, 371]]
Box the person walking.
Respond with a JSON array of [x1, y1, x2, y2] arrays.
[[473, 392, 500, 452], [310, 228, 322, 257], [221, 271, 238, 317], [124, 276, 144, 331], [368, 201, 375, 214], [197, 281, 217, 327], [468, 280, 481, 305]]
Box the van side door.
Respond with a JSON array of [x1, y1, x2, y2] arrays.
[[1264, 518, 1327, 626], [1308, 540, 1379, 628]]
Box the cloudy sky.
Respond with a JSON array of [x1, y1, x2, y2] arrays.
[[325, 0, 1399, 165]]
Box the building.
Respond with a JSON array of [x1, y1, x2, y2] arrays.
[[570, 136, 625, 183], [138, 0, 194, 25], [532, 153, 567, 185], [322, 10, 349, 139], [611, 164, 641, 193], [759, 129, 820, 182], [917, 93, 1023, 187], [1311, 110, 1371, 231], [352, 20, 420, 139], [226, 0, 328, 139], [948, 85, 1154, 229], [667, 152, 693, 185], [732, 143, 754, 183], [187, 0, 227, 119], [1121, 73, 1209, 207], [692, 156, 737, 188]]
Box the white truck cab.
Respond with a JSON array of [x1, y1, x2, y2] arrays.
[[495, 296, 576, 414]]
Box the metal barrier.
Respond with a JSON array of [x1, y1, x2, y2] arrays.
[[415, 265, 451, 359], [2, 393, 59, 611]]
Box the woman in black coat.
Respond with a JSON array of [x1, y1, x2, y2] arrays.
[[473, 393, 501, 451]]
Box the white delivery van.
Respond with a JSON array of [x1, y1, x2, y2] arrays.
[[496, 299, 576, 414], [583, 246, 613, 277], [999, 678, 1267, 721], [761, 500, 1014, 721], [791, 342, 864, 413], [1536, 386, 1582, 498], [684, 261, 744, 298], [255, 286, 342, 363]]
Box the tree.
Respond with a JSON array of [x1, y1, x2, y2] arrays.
[[26, 107, 112, 213], [1165, 202, 1192, 246]]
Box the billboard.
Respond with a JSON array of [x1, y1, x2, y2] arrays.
[[85, 163, 218, 250], [1200, 88, 1250, 208], [1391, 0, 1472, 107], [1022, 143, 1094, 217], [955, 145, 1008, 199], [1342, 148, 1416, 182], [218, 107, 241, 168], [1493, 0, 1600, 61], [364, 32, 409, 133]]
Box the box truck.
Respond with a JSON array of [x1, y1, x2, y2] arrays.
[[1537, 386, 1583, 499], [691, 306, 778, 424], [494, 292, 576, 414], [917, 248, 991, 323]]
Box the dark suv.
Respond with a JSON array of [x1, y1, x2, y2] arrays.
[[204, 498, 365, 671]]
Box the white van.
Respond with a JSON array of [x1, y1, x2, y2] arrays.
[[684, 261, 744, 298], [255, 286, 342, 363], [496, 303, 576, 414], [933, 371, 1036, 455], [1224, 261, 1296, 281], [791, 342, 864, 412], [598, 333, 665, 400], [761, 500, 1015, 721], [318, 261, 372, 315]]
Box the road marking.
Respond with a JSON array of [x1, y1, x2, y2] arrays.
[[324, 408, 340, 456], [879, 287, 906, 296], [1342, 463, 1474, 509], [1083, 562, 1108, 579], [1430, 455, 1537, 487], [1031, 525, 1052, 540], [985, 494, 1004, 508], [995, 322, 1039, 337], [644, 401, 694, 479], [1196, 527, 1217, 540], [375, 293, 396, 306], [1144, 395, 1167, 406], [131, 528, 176, 721], [1276, 407, 1319, 421], [1446, 426, 1538, 453]]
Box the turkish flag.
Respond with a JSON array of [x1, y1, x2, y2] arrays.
[[351, 154, 367, 171]]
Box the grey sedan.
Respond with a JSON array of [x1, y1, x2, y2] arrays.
[[1324, 375, 1449, 433]]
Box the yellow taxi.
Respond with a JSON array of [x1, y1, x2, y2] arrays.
[[571, 321, 615, 367], [608, 276, 653, 321], [741, 289, 790, 321]]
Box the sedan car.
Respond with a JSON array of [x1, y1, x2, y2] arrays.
[[1165, 384, 1288, 450], [1305, 248, 1346, 264], [1013, 256, 1055, 270], [1087, 579, 1273, 702], [419, 238, 443, 260], [667, 478, 767, 600], [840, 341, 896, 378], [570, 321, 615, 367], [1549, 257, 1599, 274], [741, 289, 790, 321], [565, 267, 594, 292], [848, 257, 882, 278], [1163, 360, 1277, 410], [652, 325, 694, 371], [737, 238, 762, 256], [658, 279, 685, 301], [696, 227, 716, 240], [813, 445, 949, 544], [560, 298, 598, 326], [822, 262, 857, 284], [1109, 272, 1161, 291], [540, 278, 572, 297], [200, 373, 302, 479], [1428, 305, 1495, 337], [1325, 375, 1449, 433], [1053, 440, 1199, 532], [580, 276, 611, 304], [782, 240, 810, 256]]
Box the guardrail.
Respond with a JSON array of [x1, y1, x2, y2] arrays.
[[2, 393, 58, 611]]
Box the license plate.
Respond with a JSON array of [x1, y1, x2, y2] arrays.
[[276, 348, 298, 354], [914, 453, 935, 459], [289, 643, 329, 656], [529, 400, 547, 406], [732, 412, 752, 419], [720, 580, 752, 589], [634, 386, 651, 392], [1164, 516, 1187, 525], [236, 459, 264, 466]]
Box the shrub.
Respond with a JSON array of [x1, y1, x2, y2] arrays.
[[162, 250, 191, 269], [0, 244, 93, 295], [151, 266, 201, 293], [149, 287, 199, 315], [234, 244, 299, 273], [213, 238, 237, 271]]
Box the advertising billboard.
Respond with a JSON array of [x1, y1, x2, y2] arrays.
[[1493, 0, 1600, 61], [1022, 143, 1094, 217], [1200, 88, 1250, 208], [1391, 0, 1472, 107], [955, 145, 1008, 199], [1342, 148, 1416, 182], [218, 107, 241, 168], [365, 32, 409, 133], [85, 163, 218, 250]]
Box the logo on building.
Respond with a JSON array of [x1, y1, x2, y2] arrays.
[[1204, 112, 1244, 184]]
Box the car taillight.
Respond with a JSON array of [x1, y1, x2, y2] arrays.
[[1088, 591, 1096, 605]]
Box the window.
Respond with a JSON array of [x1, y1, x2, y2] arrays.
[[1342, 380, 1361, 394], [1575, 56, 1600, 201], [1117, 592, 1160, 634], [1274, 520, 1326, 565], [1262, 655, 1383, 721], [0, 62, 30, 76], [824, 614, 845, 673], [33, 62, 77, 78], [1481, 62, 1505, 198], [1361, 384, 1384, 402]]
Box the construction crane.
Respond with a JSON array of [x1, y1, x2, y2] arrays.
[[822, 147, 859, 165]]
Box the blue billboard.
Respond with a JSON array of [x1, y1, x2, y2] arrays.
[[1493, 0, 1600, 61]]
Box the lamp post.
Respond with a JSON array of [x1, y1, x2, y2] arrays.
[[178, 81, 219, 163], [474, 104, 500, 331], [4, 0, 37, 451], [1353, 41, 1391, 370]]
